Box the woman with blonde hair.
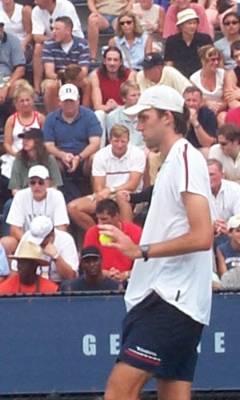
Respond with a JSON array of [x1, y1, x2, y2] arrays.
[[1, 80, 45, 185], [108, 11, 151, 70], [190, 44, 227, 123]]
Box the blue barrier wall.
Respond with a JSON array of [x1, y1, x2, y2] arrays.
[[0, 292, 239, 395]]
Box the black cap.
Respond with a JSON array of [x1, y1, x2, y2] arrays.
[[81, 246, 101, 260], [18, 128, 44, 140], [141, 52, 164, 69], [0, 22, 4, 26]]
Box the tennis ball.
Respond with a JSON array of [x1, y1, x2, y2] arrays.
[[99, 233, 112, 245]]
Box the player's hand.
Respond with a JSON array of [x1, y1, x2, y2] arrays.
[[98, 224, 141, 259]]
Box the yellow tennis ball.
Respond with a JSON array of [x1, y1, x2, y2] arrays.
[[99, 233, 112, 245]]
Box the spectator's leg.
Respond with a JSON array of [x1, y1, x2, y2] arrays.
[[32, 43, 44, 95], [43, 79, 60, 113], [87, 13, 110, 60], [68, 196, 96, 230]]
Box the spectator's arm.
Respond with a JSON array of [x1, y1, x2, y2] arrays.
[[22, 5, 32, 49], [90, 70, 106, 111], [3, 116, 17, 156], [114, 171, 143, 193], [93, 176, 107, 192], [44, 62, 58, 80], [45, 142, 66, 161], [10, 226, 23, 241], [33, 34, 48, 44], [224, 69, 240, 109], [43, 242, 76, 279], [216, 247, 228, 277]]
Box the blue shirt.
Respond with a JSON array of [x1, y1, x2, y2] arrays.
[[115, 32, 148, 70], [0, 244, 9, 277], [42, 36, 90, 71], [43, 106, 102, 154], [0, 32, 25, 77]]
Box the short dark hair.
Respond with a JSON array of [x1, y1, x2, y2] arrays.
[[55, 16, 73, 30], [218, 123, 240, 142], [183, 86, 203, 97], [156, 105, 190, 137], [96, 199, 120, 216]]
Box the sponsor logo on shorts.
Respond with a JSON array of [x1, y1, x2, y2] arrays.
[[124, 346, 161, 366]]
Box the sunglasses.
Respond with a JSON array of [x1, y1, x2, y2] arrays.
[[120, 20, 133, 26], [219, 141, 228, 146], [49, 17, 53, 31], [223, 20, 239, 26], [29, 179, 45, 186]]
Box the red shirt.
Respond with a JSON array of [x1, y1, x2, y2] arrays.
[[84, 222, 142, 272], [0, 275, 58, 295], [97, 68, 131, 105]]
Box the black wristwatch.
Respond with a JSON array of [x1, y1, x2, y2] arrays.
[[140, 244, 150, 262]]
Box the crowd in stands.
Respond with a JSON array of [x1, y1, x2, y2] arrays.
[[1, 0, 240, 294]]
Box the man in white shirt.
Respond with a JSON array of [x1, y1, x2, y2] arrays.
[[32, 0, 84, 96], [6, 165, 69, 242], [12, 216, 79, 283], [207, 158, 240, 246], [99, 85, 213, 400], [68, 124, 146, 230]]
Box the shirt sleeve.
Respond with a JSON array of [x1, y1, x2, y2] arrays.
[[6, 192, 25, 227], [52, 190, 70, 226], [42, 41, 55, 64], [43, 114, 57, 143], [58, 234, 79, 272], [92, 150, 106, 177], [129, 147, 146, 173]]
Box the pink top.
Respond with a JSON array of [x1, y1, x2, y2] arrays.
[[163, 3, 211, 39]]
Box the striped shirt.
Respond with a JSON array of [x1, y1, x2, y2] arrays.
[[42, 36, 90, 71]]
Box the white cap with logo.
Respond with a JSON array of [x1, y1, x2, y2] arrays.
[[59, 83, 79, 101], [28, 165, 50, 180], [227, 214, 240, 230], [124, 85, 185, 116]]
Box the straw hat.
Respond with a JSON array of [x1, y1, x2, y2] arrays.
[[176, 8, 199, 26], [9, 241, 49, 266]]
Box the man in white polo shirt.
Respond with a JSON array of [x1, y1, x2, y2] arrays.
[[6, 165, 69, 242], [68, 124, 146, 230], [99, 85, 213, 400]]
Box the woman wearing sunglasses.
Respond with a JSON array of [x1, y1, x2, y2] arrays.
[[108, 11, 151, 71], [215, 12, 240, 70]]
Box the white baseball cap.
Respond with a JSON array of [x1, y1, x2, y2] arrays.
[[124, 85, 184, 116], [227, 214, 240, 230], [28, 165, 50, 180], [28, 216, 54, 245], [59, 83, 79, 101], [176, 8, 199, 26]]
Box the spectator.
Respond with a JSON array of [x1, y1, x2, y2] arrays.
[[216, 214, 240, 279], [163, 0, 211, 39], [9, 128, 63, 194], [31, 0, 84, 97], [0, 243, 10, 283], [164, 9, 212, 78], [190, 44, 227, 124], [61, 246, 120, 291], [207, 158, 240, 246], [208, 123, 240, 183], [0, 19, 25, 130], [6, 164, 69, 244], [132, 0, 165, 52], [214, 12, 240, 70], [83, 199, 142, 281], [12, 216, 79, 283], [87, 0, 132, 62], [57, 64, 92, 108], [0, 240, 58, 294], [42, 16, 90, 112], [224, 40, 240, 117], [106, 81, 144, 147], [183, 86, 217, 153], [136, 52, 191, 94], [44, 83, 102, 203], [90, 46, 135, 144], [0, 0, 32, 58], [68, 124, 146, 230], [1, 82, 45, 191], [108, 11, 150, 71]]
